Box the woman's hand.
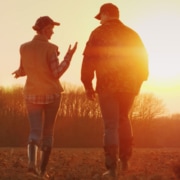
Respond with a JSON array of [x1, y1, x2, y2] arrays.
[[64, 42, 78, 62], [12, 69, 20, 78]]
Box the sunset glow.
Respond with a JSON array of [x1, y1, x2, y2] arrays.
[[0, 0, 180, 114]]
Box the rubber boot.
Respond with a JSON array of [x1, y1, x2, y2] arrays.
[[102, 146, 118, 179], [27, 143, 39, 176], [39, 146, 51, 179]]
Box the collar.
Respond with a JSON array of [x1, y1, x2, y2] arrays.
[[103, 19, 121, 24], [33, 34, 48, 42]]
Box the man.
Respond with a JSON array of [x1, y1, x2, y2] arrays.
[[12, 16, 77, 179], [81, 3, 148, 179]]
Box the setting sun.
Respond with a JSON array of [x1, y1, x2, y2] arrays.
[[138, 10, 179, 78], [132, 4, 180, 109]]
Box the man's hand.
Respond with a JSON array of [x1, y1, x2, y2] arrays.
[[12, 67, 26, 78], [86, 89, 96, 101]]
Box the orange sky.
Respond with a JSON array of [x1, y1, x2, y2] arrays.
[[0, 0, 180, 114]]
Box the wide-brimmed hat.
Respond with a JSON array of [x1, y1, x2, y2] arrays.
[[95, 3, 119, 20], [32, 16, 60, 31]]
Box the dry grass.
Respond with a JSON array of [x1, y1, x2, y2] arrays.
[[0, 148, 179, 180]]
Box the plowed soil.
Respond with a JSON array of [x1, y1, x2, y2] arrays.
[[0, 148, 180, 180]]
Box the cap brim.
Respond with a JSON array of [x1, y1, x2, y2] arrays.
[[53, 22, 60, 26], [94, 13, 101, 20]]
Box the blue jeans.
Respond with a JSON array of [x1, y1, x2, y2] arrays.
[[26, 97, 60, 148], [98, 93, 135, 148]]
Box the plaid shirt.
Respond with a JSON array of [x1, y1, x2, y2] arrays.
[[25, 93, 60, 104]]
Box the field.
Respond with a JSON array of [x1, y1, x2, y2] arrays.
[[0, 148, 180, 180]]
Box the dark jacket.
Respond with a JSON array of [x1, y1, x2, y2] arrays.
[[81, 19, 148, 95]]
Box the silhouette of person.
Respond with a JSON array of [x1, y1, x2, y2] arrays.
[[81, 3, 148, 178], [12, 16, 77, 179]]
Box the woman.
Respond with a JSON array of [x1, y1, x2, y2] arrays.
[[12, 16, 77, 179]]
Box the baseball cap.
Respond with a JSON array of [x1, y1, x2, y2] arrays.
[[32, 16, 60, 31], [95, 3, 119, 20]]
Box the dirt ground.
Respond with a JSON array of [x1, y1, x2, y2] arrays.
[[0, 148, 180, 180]]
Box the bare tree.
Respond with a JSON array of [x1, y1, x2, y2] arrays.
[[128, 93, 167, 146], [130, 93, 166, 125], [59, 83, 101, 119]]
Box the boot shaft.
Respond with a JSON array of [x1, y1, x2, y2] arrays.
[[40, 146, 51, 174], [27, 143, 38, 168]]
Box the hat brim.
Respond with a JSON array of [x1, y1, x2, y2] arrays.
[[94, 13, 101, 20], [53, 22, 60, 26]]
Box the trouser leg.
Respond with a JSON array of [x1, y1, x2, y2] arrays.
[[98, 93, 119, 178], [42, 98, 60, 149], [118, 93, 135, 170], [119, 115, 133, 163], [26, 102, 43, 147], [119, 133, 133, 162], [38, 99, 60, 176]]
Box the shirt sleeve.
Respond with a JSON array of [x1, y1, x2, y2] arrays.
[[81, 55, 95, 91], [48, 46, 71, 79], [17, 47, 27, 77], [81, 34, 97, 91]]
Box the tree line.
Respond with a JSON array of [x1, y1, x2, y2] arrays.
[[0, 83, 180, 147]]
